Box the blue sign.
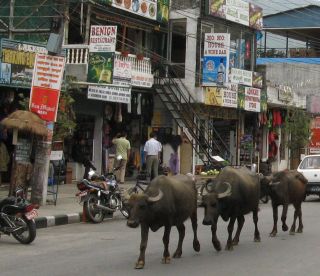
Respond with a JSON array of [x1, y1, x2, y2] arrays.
[[202, 56, 227, 86]]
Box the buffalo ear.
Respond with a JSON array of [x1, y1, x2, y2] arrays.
[[217, 182, 232, 199]]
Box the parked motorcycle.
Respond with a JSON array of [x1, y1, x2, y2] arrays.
[[0, 189, 38, 244], [76, 156, 129, 223]]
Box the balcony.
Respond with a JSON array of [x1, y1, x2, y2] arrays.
[[62, 44, 153, 87]]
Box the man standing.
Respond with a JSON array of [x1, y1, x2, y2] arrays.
[[144, 132, 162, 180], [112, 132, 131, 184]]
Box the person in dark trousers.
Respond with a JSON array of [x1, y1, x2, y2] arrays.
[[144, 132, 162, 181]]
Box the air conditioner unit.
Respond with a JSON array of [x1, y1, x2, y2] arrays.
[[46, 33, 63, 55]]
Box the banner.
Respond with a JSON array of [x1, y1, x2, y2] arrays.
[[88, 85, 131, 104], [203, 33, 230, 86], [29, 54, 65, 122], [244, 87, 260, 112], [89, 25, 117, 53], [230, 68, 252, 86], [204, 83, 237, 108]]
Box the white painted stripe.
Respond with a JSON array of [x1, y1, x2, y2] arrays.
[[46, 216, 55, 227], [67, 213, 81, 224]]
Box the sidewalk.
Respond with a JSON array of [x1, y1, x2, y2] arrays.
[[0, 181, 135, 229]]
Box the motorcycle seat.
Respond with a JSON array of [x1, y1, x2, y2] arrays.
[[0, 197, 16, 210]]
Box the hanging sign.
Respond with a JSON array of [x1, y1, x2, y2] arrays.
[[230, 68, 252, 86], [88, 85, 131, 104], [244, 87, 260, 112]]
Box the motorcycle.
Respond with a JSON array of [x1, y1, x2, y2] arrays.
[[0, 189, 38, 244], [76, 156, 129, 223]]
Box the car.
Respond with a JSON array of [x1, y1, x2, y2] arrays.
[[297, 154, 320, 197]]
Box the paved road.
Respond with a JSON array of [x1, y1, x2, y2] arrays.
[[1, 197, 320, 276]]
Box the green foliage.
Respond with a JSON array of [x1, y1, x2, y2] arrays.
[[284, 108, 311, 155]]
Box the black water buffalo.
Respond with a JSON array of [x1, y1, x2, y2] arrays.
[[260, 170, 307, 237], [202, 166, 261, 251], [126, 174, 200, 269]]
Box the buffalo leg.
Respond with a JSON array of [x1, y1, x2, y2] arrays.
[[173, 224, 185, 258], [253, 209, 261, 242], [162, 225, 171, 264], [270, 203, 278, 237], [226, 216, 236, 251], [190, 210, 200, 252], [281, 204, 289, 232], [135, 224, 149, 269], [232, 215, 245, 245], [291, 203, 303, 234], [211, 215, 221, 251]]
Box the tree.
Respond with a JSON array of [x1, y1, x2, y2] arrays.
[[284, 107, 311, 160]]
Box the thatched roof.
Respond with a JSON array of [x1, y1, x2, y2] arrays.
[[0, 110, 48, 137]]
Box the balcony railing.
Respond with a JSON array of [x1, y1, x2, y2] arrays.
[[62, 44, 152, 75]]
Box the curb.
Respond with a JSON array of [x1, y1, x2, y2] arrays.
[[35, 212, 113, 229]]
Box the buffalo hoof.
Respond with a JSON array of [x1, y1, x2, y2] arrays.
[[193, 240, 200, 252], [232, 239, 239, 246], [289, 230, 295, 235], [173, 251, 182, 258], [213, 241, 221, 251], [135, 260, 145, 269], [254, 236, 261, 242], [282, 224, 289, 232], [225, 244, 233, 251], [297, 228, 303, 233], [269, 232, 277, 237], [162, 256, 171, 264]]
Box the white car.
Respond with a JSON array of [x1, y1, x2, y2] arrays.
[[297, 154, 320, 197]]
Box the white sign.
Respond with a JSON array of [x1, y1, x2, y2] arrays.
[[230, 68, 253, 86], [225, 0, 249, 26], [88, 85, 131, 104], [204, 33, 230, 57], [245, 87, 260, 112], [113, 58, 132, 80], [50, 150, 63, 161], [89, 25, 117, 52], [32, 54, 65, 90], [222, 83, 238, 108], [131, 72, 154, 88]]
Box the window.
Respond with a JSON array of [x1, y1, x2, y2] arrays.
[[170, 20, 186, 78]]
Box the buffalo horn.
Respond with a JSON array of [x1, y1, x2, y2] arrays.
[[269, 181, 280, 186], [147, 189, 163, 202], [217, 182, 232, 198]]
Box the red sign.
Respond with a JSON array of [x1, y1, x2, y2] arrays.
[[30, 87, 60, 122], [29, 53, 65, 122]]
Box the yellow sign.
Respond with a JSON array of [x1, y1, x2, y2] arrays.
[[204, 87, 223, 106], [1, 49, 36, 68]]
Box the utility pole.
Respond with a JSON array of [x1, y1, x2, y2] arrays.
[[9, 0, 15, 39]]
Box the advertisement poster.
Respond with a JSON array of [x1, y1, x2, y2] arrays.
[[252, 71, 263, 88], [29, 54, 65, 122], [87, 52, 114, 84], [157, 0, 169, 24], [309, 117, 320, 153], [249, 3, 263, 30], [89, 25, 117, 53], [204, 86, 223, 106], [244, 87, 260, 112], [0, 39, 47, 87], [225, 0, 249, 26], [88, 85, 131, 104], [203, 33, 230, 86], [238, 85, 245, 110]]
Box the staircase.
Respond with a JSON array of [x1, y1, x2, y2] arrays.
[[153, 63, 232, 165]]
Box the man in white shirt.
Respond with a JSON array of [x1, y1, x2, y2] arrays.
[[144, 132, 162, 180]]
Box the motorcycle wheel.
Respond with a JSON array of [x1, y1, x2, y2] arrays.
[[84, 194, 105, 223], [12, 217, 36, 244], [119, 199, 130, 219]]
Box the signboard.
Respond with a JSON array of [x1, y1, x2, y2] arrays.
[[307, 95, 320, 114], [88, 85, 131, 104], [89, 25, 117, 52], [203, 33, 230, 86], [29, 54, 65, 122], [97, 0, 169, 23], [113, 57, 132, 80], [50, 150, 63, 161], [87, 52, 114, 84], [15, 138, 32, 162], [204, 83, 238, 108], [208, 0, 263, 30], [131, 72, 154, 87], [244, 87, 260, 112], [0, 39, 47, 87], [230, 68, 252, 86], [252, 71, 263, 89], [278, 85, 293, 103]]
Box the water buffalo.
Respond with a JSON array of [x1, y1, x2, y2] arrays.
[[126, 174, 200, 269], [202, 166, 261, 251], [260, 170, 307, 236]]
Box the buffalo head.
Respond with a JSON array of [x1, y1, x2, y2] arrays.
[[202, 182, 232, 225], [126, 189, 163, 228]]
